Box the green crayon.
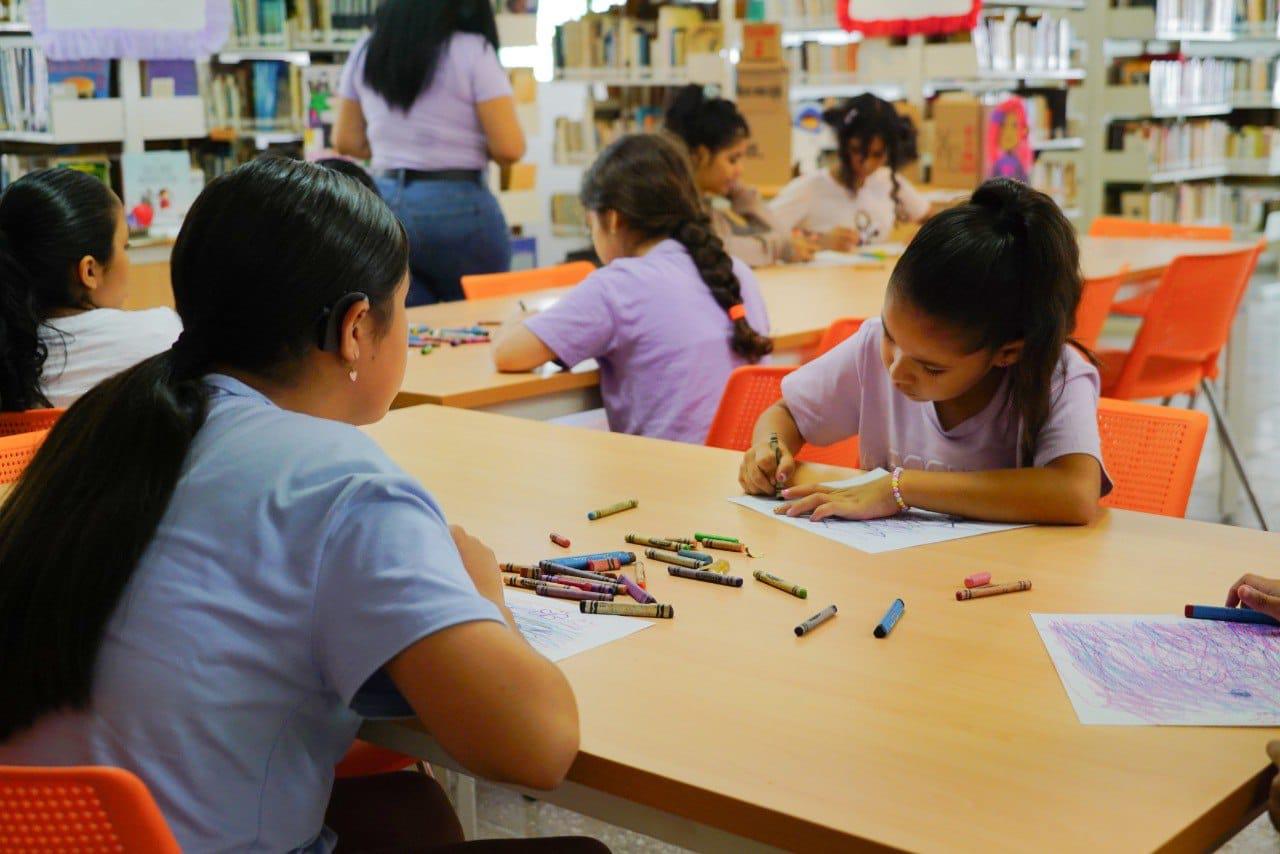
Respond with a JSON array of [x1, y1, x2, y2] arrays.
[[588, 499, 638, 521], [753, 570, 807, 599]]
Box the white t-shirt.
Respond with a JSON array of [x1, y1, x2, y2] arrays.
[[38, 307, 183, 408], [769, 167, 929, 244]]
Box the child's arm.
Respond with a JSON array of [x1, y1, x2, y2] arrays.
[[492, 315, 556, 372], [739, 400, 806, 495], [333, 98, 372, 161], [779, 453, 1102, 525]]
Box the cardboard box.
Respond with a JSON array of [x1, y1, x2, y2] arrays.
[[930, 94, 983, 190], [894, 100, 923, 185], [741, 22, 782, 66], [737, 64, 792, 186]]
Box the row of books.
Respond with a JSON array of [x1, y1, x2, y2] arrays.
[[1107, 118, 1230, 169], [207, 61, 304, 132], [1030, 159, 1078, 210], [230, 0, 386, 48], [1155, 0, 1280, 32], [784, 42, 857, 78], [229, 0, 289, 48], [1118, 183, 1280, 232], [0, 42, 49, 133], [0, 0, 25, 24], [974, 11, 1074, 74], [0, 154, 108, 191], [553, 91, 664, 166], [553, 9, 723, 75], [1150, 57, 1234, 108], [1227, 123, 1280, 159]]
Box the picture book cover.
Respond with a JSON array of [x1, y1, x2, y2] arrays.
[[46, 59, 110, 99], [984, 96, 1032, 184], [122, 152, 202, 237]]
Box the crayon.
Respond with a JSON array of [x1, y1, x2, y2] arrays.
[[536, 584, 613, 602], [550, 533, 570, 548], [699, 539, 748, 553], [505, 576, 573, 592], [677, 549, 714, 565], [586, 558, 623, 573], [694, 532, 739, 543], [753, 570, 807, 599], [955, 580, 1032, 601], [618, 574, 656, 604], [543, 575, 621, 595], [964, 572, 991, 589], [667, 566, 743, 587], [873, 598, 905, 638], [662, 536, 700, 547], [537, 561, 614, 583], [580, 601, 674, 618], [636, 562, 647, 590], [645, 549, 703, 569], [588, 499, 638, 520], [1184, 604, 1280, 627], [795, 604, 838, 637], [500, 562, 540, 576], [518, 299, 529, 312], [626, 534, 685, 550], [705, 559, 732, 574], [769, 432, 783, 495], [554, 551, 637, 570]]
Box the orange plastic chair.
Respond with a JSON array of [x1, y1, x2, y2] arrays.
[[461, 261, 596, 301], [1088, 218, 1233, 317], [0, 408, 63, 437], [0, 429, 48, 485], [705, 365, 859, 467], [1098, 242, 1266, 528], [1097, 398, 1209, 518], [0, 765, 181, 853], [334, 740, 418, 779], [811, 317, 865, 360], [1073, 269, 1126, 351]]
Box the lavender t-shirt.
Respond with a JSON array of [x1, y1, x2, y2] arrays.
[[781, 318, 1111, 490], [338, 32, 512, 172], [524, 240, 770, 444]]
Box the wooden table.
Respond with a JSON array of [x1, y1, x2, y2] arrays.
[[396, 236, 1256, 417], [360, 405, 1277, 853]]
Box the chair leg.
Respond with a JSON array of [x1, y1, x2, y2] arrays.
[[1201, 379, 1269, 531], [1186, 391, 1198, 410]]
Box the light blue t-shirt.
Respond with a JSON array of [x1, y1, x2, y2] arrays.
[[0, 375, 504, 852]]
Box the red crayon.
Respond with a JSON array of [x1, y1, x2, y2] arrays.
[[964, 572, 991, 589], [550, 532, 571, 548]]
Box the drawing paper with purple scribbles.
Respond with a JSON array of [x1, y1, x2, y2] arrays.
[[503, 589, 651, 662], [729, 470, 1029, 553], [1033, 614, 1280, 726]]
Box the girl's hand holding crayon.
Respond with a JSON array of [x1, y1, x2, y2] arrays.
[[820, 226, 860, 253], [739, 439, 796, 496], [1225, 573, 1280, 622], [788, 230, 820, 263], [774, 473, 899, 522]]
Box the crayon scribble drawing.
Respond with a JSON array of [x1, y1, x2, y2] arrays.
[[1033, 614, 1280, 726], [504, 590, 652, 662], [729, 471, 1028, 553]]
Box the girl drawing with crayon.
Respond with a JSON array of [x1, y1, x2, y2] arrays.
[[740, 178, 1111, 525]]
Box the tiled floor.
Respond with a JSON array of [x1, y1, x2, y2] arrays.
[[467, 278, 1280, 852]]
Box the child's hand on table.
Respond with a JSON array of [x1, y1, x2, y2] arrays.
[[821, 227, 859, 252], [775, 471, 898, 522], [739, 440, 795, 496], [788, 230, 820, 263]]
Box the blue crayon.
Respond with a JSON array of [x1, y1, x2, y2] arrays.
[[1184, 604, 1280, 627], [873, 598, 905, 638], [677, 549, 713, 565], [551, 551, 637, 570]]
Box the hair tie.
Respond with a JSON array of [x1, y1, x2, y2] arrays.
[[727, 304, 747, 321], [703, 83, 721, 99], [170, 329, 207, 374], [844, 107, 859, 126]]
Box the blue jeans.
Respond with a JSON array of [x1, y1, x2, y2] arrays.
[[375, 174, 511, 306]]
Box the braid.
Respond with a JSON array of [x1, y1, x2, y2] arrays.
[[675, 216, 772, 361]]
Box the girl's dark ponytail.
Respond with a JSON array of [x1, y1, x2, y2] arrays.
[[0, 156, 408, 740], [890, 178, 1082, 465], [663, 84, 750, 155], [674, 216, 772, 359], [0, 168, 121, 411], [581, 133, 772, 361]]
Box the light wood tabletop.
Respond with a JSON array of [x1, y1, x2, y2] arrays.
[[396, 236, 1255, 412], [360, 405, 1277, 853]]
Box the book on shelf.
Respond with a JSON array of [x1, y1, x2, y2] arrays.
[[142, 60, 199, 97], [302, 64, 342, 156], [1106, 118, 1229, 170], [554, 7, 722, 78], [786, 42, 858, 78], [121, 151, 204, 238], [755, 0, 839, 23], [229, 0, 290, 48], [0, 0, 26, 24], [1156, 0, 1278, 33], [976, 11, 1073, 74], [0, 41, 50, 134], [46, 60, 111, 100], [208, 60, 302, 133]]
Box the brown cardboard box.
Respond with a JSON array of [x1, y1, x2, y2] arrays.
[[741, 22, 782, 66], [894, 100, 924, 184], [930, 94, 983, 189], [737, 64, 792, 186]]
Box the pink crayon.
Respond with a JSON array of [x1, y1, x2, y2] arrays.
[[543, 575, 621, 595], [964, 572, 991, 589]]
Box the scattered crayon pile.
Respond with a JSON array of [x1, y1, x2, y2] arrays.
[[408, 324, 492, 353], [500, 550, 672, 618]]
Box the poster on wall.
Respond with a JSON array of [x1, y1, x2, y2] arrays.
[[28, 0, 230, 60], [838, 0, 981, 37], [984, 96, 1033, 184]]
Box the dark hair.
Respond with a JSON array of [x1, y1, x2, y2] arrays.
[[0, 156, 408, 740], [580, 134, 772, 361], [663, 85, 750, 155], [887, 178, 1083, 464], [316, 157, 381, 196], [363, 0, 500, 112], [0, 168, 121, 411], [822, 93, 918, 214]]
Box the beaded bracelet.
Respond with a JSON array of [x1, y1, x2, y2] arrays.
[[890, 466, 909, 512]]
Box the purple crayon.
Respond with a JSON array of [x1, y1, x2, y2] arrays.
[[543, 575, 622, 595], [537, 561, 615, 583], [618, 574, 656, 604], [535, 584, 613, 602]]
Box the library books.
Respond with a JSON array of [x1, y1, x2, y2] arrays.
[[0, 41, 49, 133]]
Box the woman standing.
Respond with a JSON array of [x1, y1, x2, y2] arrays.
[[335, 0, 525, 305]]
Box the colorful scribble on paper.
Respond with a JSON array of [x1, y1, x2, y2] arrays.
[[1033, 614, 1280, 726], [504, 590, 652, 662]]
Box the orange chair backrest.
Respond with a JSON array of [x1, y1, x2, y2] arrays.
[[0, 765, 182, 853], [1097, 398, 1208, 517], [0, 429, 48, 485], [1107, 243, 1262, 398], [1073, 269, 1126, 351], [812, 317, 865, 360], [705, 365, 859, 467], [335, 740, 416, 779], [0, 409, 63, 438], [1088, 217, 1233, 241], [461, 261, 596, 301]]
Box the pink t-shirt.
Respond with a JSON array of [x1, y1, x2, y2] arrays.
[[781, 318, 1111, 490], [524, 240, 770, 445], [338, 32, 512, 172]]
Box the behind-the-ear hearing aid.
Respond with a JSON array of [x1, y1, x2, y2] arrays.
[[318, 292, 370, 352]]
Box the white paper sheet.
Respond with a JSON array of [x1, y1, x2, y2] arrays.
[[505, 589, 652, 662], [1033, 613, 1280, 726], [804, 242, 909, 268], [729, 470, 1029, 553]]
